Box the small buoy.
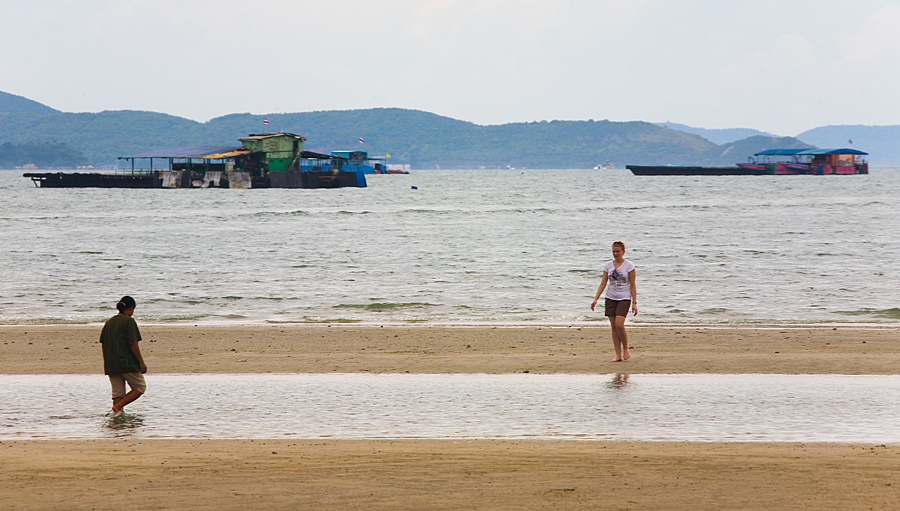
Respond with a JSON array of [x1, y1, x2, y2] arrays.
[[411, 186, 418, 190]]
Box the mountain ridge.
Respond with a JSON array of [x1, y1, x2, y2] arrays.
[[2, 91, 895, 167]]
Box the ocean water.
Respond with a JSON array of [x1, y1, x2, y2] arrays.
[[3, 373, 899, 441], [1, 168, 899, 326]]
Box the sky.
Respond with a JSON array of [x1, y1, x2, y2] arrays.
[[2, 0, 900, 135]]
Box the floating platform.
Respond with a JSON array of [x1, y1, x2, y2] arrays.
[[23, 172, 160, 188], [24, 170, 366, 189]]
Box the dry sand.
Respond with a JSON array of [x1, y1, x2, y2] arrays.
[[1, 324, 899, 374], [3, 325, 899, 510]]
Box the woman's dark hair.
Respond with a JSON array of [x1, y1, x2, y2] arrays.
[[612, 241, 626, 251], [116, 296, 136, 313]]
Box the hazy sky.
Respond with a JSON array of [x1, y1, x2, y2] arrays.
[[2, 0, 899, 135]]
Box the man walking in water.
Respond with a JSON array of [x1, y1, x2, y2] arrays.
[[590, 241, 638, 362], [99, 295, 147, 416]]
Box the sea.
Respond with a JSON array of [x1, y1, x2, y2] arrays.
[[2, 168, 899, 327]]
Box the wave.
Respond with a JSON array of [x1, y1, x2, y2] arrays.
[[251, 210, 311, 218], [333, 302, 437, 312], [835, 308, 900, 320]]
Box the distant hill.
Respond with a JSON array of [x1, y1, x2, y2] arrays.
[[0, 89, 836, 169], [211, 111, 717, 169], [0, 91, 59, 115], [0, 104, 721, 168], [796, 125, 900, 167], [658, 122, 773, 145], [0, 141, 88, 168]]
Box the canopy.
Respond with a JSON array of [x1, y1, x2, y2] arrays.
[[119, 146, 243, 159], [755, 148, 868, 156]]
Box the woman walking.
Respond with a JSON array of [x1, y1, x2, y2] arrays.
[[590, 241, 638, 362]]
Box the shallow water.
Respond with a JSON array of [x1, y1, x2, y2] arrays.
[[2, 168, 900, 326], [3, 373, 898, 442]]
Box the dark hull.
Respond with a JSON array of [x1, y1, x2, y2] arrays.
[[24, 172, 161, 188], [24, 170, 366, 189], [627, 166, 767, 176]]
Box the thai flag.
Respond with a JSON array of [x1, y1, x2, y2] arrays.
[[263, 118, 269, 126], [358, 137, 365, 144]]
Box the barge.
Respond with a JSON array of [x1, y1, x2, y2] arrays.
[[24, 132, 369, 189], [628, 148, 868, 176]]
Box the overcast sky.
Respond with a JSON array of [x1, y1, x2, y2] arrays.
[[2, 0, 899, 135]]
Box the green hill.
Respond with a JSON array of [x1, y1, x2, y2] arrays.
[[0, 91, 59, 115], [0, 141, 88, 168], [0, 90, 826, 168]]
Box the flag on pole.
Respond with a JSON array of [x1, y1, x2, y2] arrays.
[[358, 137, 365, 144], [263, 118, 269, 126]]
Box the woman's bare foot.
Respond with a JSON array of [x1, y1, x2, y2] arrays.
[[610, 357, 623, 362], [623, 349, 631, 360]]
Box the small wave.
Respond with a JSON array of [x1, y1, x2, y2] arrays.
[[0, 316, 100, 325], [835, 308, 900, 320], [698, 308, 730, 315], [154, 313, 216, 322], [252, 210, 311, 217], [333, 302, 437, 312], [272, 318, 363, 324]]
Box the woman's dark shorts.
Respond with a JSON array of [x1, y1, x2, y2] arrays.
[[605, 298, 631, 318]]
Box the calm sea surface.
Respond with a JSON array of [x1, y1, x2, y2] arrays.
[[1, 168, 898, 326], [3, 373, 899, 441]]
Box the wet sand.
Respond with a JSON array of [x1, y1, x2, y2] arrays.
[[3, 325, 899, 510], [2, 439, 898, 511], [1, 324, 898, 375]]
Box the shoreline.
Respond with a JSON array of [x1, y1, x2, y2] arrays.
[[2, 325, 898, 375], [3, 439, 898, 511]]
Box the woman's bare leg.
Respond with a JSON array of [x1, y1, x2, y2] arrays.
[[608, 317, 622, 361], [615, 315, 631, 360]]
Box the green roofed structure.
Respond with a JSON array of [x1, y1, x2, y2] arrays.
[[24, 132, 368, 189]]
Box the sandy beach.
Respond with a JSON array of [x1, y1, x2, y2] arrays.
[[2, 439, 898, 510], [2, 324, 899, 375], [3, 325, 899, 510]]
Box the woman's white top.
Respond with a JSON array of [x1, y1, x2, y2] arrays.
[[604, 259, 635, 301]]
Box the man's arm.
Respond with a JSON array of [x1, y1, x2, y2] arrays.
[[130, 341, 147, 373]]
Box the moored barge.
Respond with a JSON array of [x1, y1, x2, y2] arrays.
[[628, 148, 868, 176], [24, 132, 370, 189]]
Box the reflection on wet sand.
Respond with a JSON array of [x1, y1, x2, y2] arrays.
[[607, 373, 630, 389], [106, 414, 144, 436]]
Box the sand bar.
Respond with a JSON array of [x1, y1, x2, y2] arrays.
[[1, 325, 898, 374], [4, 326, 900, 509], [2, 439, 898, 511]]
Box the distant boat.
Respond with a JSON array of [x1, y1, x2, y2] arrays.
[[629, 148, 868, 176], [593, 161, 615, 170]]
